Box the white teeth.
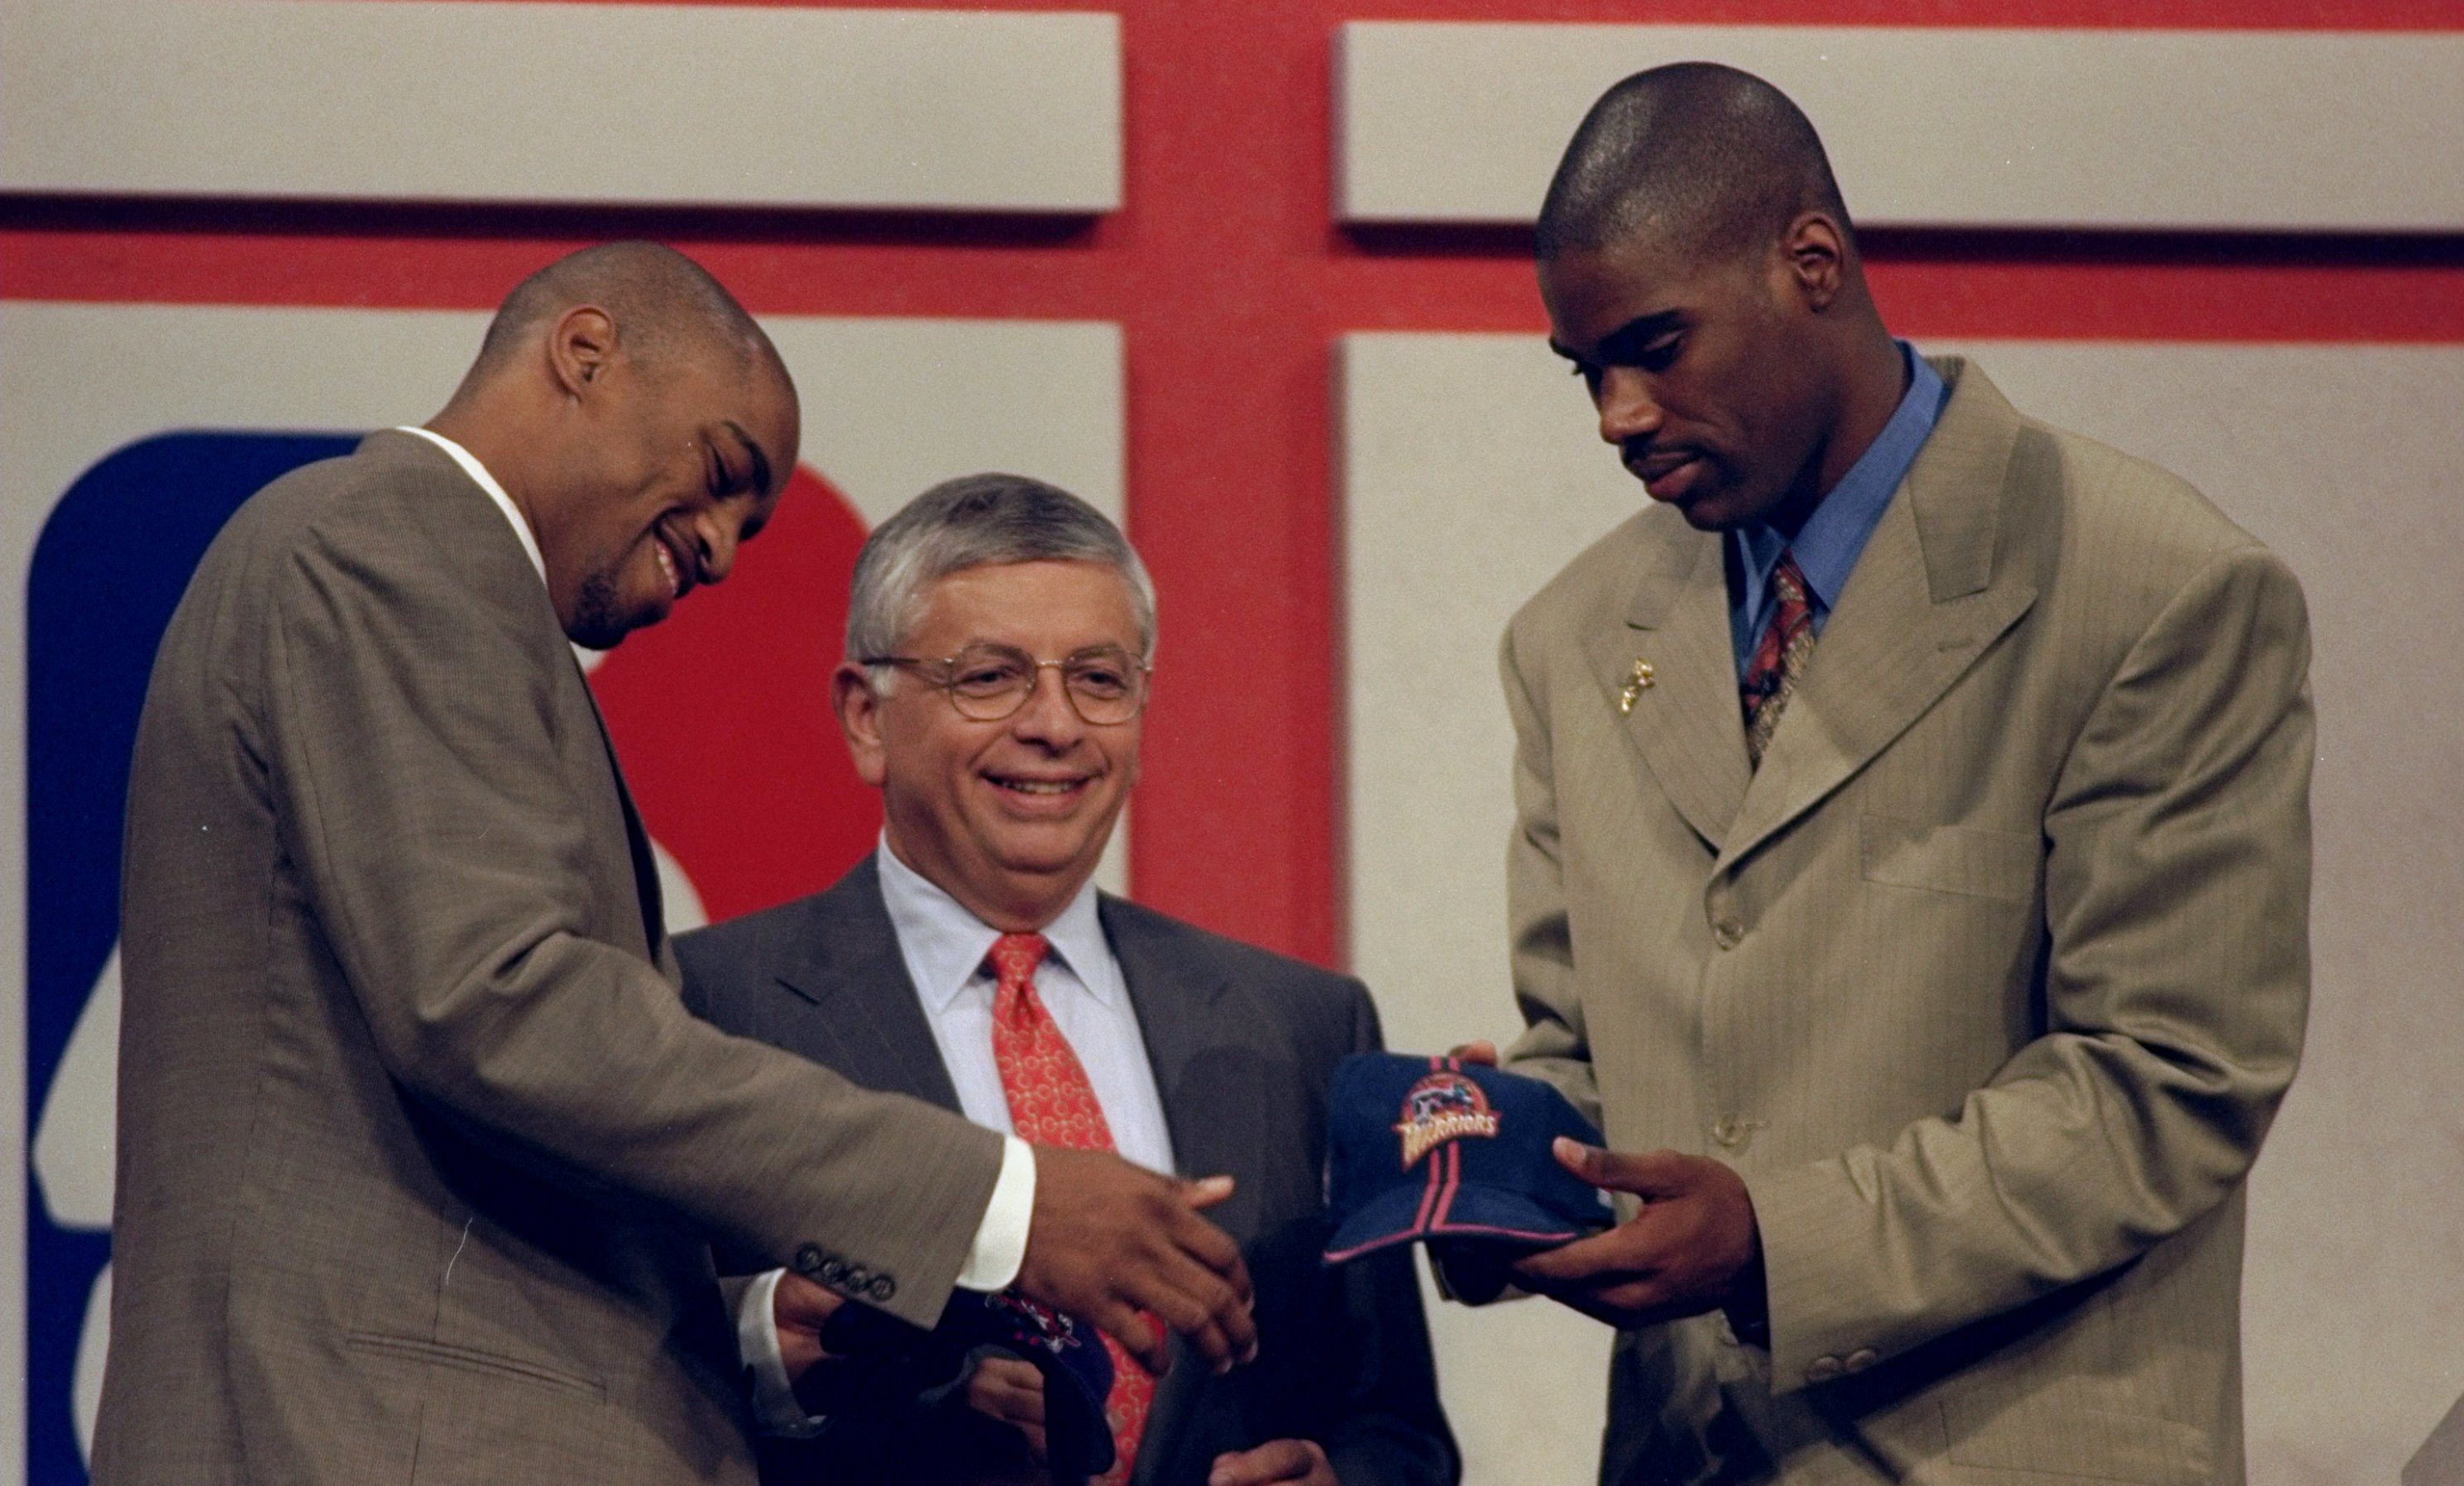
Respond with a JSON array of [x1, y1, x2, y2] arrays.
[[652, 540, 679, 596], [999, 779, 1077, 795]]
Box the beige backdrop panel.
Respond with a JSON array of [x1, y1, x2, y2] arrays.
[[1340, 332, 2464, 1484]]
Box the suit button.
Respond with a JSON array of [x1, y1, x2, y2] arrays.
[[868, 1275, 897, 1302], [792, 1244, 825, 1276], [820, 1259, 849, 1286], [1844, 1348, 1879, 1374], [1711, 1116, 1747, 1148], [1713, 920, 1744, 950], [1806, 1355, 1844, 1383]]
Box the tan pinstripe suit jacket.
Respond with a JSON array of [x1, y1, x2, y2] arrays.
[[1500, 360, 2312, 1485], [97, 432, 1006, 1484]]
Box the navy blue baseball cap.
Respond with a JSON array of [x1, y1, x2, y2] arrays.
[[1323, 1053, 1612, 1264], [938, 1288, 1117, 1479]]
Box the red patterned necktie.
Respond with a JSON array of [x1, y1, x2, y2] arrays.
[[1740, 553, 1816, 769], [986, 932, 1152, 1484]]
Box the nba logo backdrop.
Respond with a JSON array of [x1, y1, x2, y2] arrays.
[[8, 0, 2464, 1482]]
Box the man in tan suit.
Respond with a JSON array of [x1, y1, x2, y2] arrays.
[[1483, 67, 2312, 1482], [98, 242, 1255, 1484]]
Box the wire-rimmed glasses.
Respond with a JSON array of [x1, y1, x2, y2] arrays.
[[861, 643, 1151, 725]]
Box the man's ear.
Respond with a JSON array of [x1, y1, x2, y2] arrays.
[[833, 662, 891, 788], [1781, 212, 1848, 313], [547, 304, 620, 399]]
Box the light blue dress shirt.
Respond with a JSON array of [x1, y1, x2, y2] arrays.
[[1728, 344, 1949, 676], [875, 839, 1178, 1179], [738, 840, 1178, 1436]]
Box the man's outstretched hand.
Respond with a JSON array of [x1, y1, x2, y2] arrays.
[[1016, 1145, 1257, 1378], [1511, 1139, 1764, 1332]]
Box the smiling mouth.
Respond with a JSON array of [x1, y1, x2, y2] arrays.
[[651, 528, 694, 601], [987, 772, 1090, 800]]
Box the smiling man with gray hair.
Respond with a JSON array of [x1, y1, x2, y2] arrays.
[[679, 473, 1456, 1486]]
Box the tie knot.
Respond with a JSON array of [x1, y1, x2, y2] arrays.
[[1771, 553, 1811, 610], [988, 932, 1050, 992]]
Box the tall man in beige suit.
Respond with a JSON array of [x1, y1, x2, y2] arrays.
[[1483, 67, 2312, 1483], [98, 242, 1255, 1484]]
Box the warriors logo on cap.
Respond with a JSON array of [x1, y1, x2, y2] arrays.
[[1395, 1070, 1500, 1168]]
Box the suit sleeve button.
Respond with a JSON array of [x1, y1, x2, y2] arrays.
[[1844, 1349, 1879, 1374], [868, 1276, 897, 1302], [1805, 1355, 1844, 1383], [792, 1244, 825, 1275]]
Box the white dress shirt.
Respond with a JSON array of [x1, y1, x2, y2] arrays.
[[394, 425, 546, 582], [737, 839, 1175, 1434]]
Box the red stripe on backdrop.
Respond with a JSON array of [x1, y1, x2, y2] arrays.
[[7, 0, 2460, 964]]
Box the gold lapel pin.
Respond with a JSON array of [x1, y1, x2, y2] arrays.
[[1619, 659, 1655, 714]]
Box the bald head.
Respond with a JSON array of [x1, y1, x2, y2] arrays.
[[427, 241, 801, 649], [470, 240, 777, 387], [1537, 64, 1849, 267]]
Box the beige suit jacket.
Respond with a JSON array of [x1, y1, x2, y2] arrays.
[[1500, 360, 2312, 1485], [96, 431, 1006, 1484]]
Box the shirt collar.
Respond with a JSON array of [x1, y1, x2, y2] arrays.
[[874, 837, 1112, 1012], [394, 425, 548, 585], [1733, 343, 1947, 614]]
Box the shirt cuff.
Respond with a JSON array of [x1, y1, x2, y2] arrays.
[[734, 1268, 830, 1438], [955, 1136, 1036, 1292]]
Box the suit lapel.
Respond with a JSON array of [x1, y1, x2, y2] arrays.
[[773, 862, 966, 1111], [1101, 898, 1251, 1481], [1715, 359, 2040, 873], [1581, 518, 1752, 851]]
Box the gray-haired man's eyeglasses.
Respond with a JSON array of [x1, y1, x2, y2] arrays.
[[860, 643, 1151, 725]]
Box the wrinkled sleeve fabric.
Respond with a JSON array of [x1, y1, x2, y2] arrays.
[[1745, 544, 2313, 1387], [259, 518, 1005, 1329]]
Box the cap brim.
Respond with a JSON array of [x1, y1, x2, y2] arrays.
[[1323, 1178, 1596, 1264]]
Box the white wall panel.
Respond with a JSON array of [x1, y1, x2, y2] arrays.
[[1, 0, 1121, 211], [1336, 22, 2464, 232], [1341, 332, 2464, 1485]]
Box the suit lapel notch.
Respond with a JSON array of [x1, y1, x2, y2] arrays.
[[1715, 360, 2038, 872], [1586, 525, 1750, 850]]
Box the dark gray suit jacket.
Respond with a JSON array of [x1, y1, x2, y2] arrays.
[[677, 858, 1458, 1486]]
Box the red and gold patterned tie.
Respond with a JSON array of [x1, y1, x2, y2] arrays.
[[987, 932, 1152, 1484], [1740, 554, 1816, 770]]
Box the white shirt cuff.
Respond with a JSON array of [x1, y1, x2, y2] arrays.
[[734, 1268, 830, 1438], [955, 1136, 1036, 1292]]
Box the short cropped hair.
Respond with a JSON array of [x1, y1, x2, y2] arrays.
[[473, 240, 770, 380], [844, 474, 1156, 682], [1536, 63, 1850, 265]]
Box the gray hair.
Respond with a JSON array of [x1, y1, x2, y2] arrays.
[[845, 473, 1156, 684]]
